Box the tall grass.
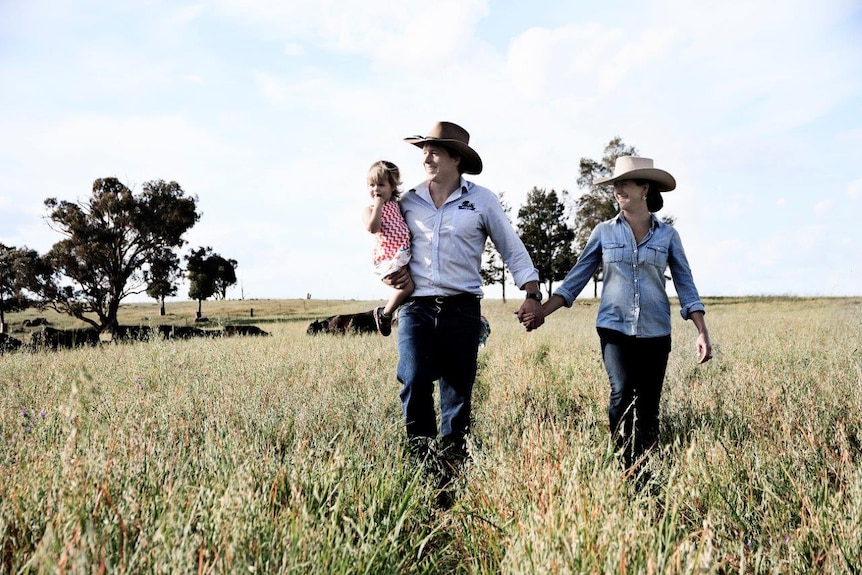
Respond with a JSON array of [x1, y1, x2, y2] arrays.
[[1, 297, 860, 573]]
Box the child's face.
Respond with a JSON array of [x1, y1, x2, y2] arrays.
[[368, 177, 394, 201]]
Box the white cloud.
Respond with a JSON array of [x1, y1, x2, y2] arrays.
[[213, 0, 490, 68], [2, 0, 861, 299], [283, 42, 304, 56], [814, 199, 834, 216]]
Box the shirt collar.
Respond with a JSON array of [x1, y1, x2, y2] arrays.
[[612, 212, 661, 228], [409, 176, 472, 197]]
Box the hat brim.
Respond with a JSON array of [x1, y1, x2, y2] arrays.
[[404, 137, 483, 175], [595, 168, 676, 192]]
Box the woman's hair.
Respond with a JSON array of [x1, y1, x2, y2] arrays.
[[368, 160, 402, 199], [633, 179, 664, 213]]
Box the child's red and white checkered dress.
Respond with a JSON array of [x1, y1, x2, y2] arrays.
[[372, 200, 412, 278]]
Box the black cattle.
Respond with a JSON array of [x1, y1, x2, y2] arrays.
[[156, 325, 210, 339], [222, 325, 270, 336], [112, 325, 155, 341], [30, 326, 101, 350], [306, 318, 330, 334], [22, 317, 50, 328], [307, 310, 378, 335], [0, 333, 23, 353]]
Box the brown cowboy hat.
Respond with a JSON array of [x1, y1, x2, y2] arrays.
[[594, 156, 676, 192], [404, 121, 483, 175]]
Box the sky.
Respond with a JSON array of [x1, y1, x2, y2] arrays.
[[1, 0, 860, 303]]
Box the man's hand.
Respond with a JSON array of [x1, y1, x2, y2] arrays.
[[515, 299, 544, 331], [382, 266, 410, 290]]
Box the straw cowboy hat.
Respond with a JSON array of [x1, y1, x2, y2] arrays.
[[404, 121, 483, 175], [595, 156, 676, 192]]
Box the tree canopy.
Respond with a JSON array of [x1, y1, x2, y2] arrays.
[[37, 177, 200, 331], [186, 246, 238, 318], [516, 187, 577, 295], [0, 243, 51, 330], [145, 248, 183, 316]]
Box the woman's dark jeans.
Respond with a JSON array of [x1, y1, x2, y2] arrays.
[[598, 327, 671, 467]]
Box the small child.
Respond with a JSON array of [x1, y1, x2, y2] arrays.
[[363, 160, 414, 336]]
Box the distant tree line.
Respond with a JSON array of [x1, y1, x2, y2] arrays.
[[1, 177, 237, 334]]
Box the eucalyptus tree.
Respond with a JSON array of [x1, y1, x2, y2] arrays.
[[186, 247, 238, 319], [0, 243, 51, 332], [39, 178, 199, 331]]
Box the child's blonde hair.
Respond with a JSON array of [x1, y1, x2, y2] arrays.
[[367, 160, 402, 200]]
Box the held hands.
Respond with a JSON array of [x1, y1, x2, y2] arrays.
[[515, 299, 544, 331]]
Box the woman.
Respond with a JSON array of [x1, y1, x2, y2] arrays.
[[521, 156, 712, 468]]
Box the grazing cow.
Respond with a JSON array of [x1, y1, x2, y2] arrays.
[[222, 325, 270, 336], [30, 326, 101, 350], [21, 317, 50, 328], [112, 325, 155, 341], [0, 333, 23, 353], [307, 310, 378, 335], [306, 318, 330, 335], [156, 325, 209, 339]]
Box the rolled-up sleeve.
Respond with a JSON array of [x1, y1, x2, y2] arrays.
[[668, 229, 705, 320]]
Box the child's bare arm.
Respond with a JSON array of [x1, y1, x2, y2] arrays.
[[363, 197, 385, 233]]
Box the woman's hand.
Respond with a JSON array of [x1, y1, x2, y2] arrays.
[[690, 311, 712, 363], [696, 332, 712, 363]]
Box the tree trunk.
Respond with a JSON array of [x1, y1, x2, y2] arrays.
[[159, 297, 166, 316], [196, 298, 202, 319]]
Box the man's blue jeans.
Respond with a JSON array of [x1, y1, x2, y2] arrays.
[[396, 296, 482, 446], [598, 327, 671, 466]]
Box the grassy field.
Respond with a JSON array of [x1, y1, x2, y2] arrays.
[[1, 296, 861, 573]]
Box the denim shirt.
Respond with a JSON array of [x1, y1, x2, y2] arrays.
[[400, 178, 539, 297], [554, 213, 705, 337]]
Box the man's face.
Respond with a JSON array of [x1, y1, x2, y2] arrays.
[[422, 143, 460, 182]]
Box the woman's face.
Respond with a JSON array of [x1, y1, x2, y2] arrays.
[[613, 180, 648, 209]]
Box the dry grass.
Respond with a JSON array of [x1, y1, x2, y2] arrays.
[[1, 296, 861, 573]]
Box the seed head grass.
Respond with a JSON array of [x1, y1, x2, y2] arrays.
[[1, 297, 860, 573]]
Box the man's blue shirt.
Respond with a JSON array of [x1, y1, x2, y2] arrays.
[[400, 178, 539, 297]]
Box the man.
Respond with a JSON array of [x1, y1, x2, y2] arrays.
[[383, 121, 543, 472]]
